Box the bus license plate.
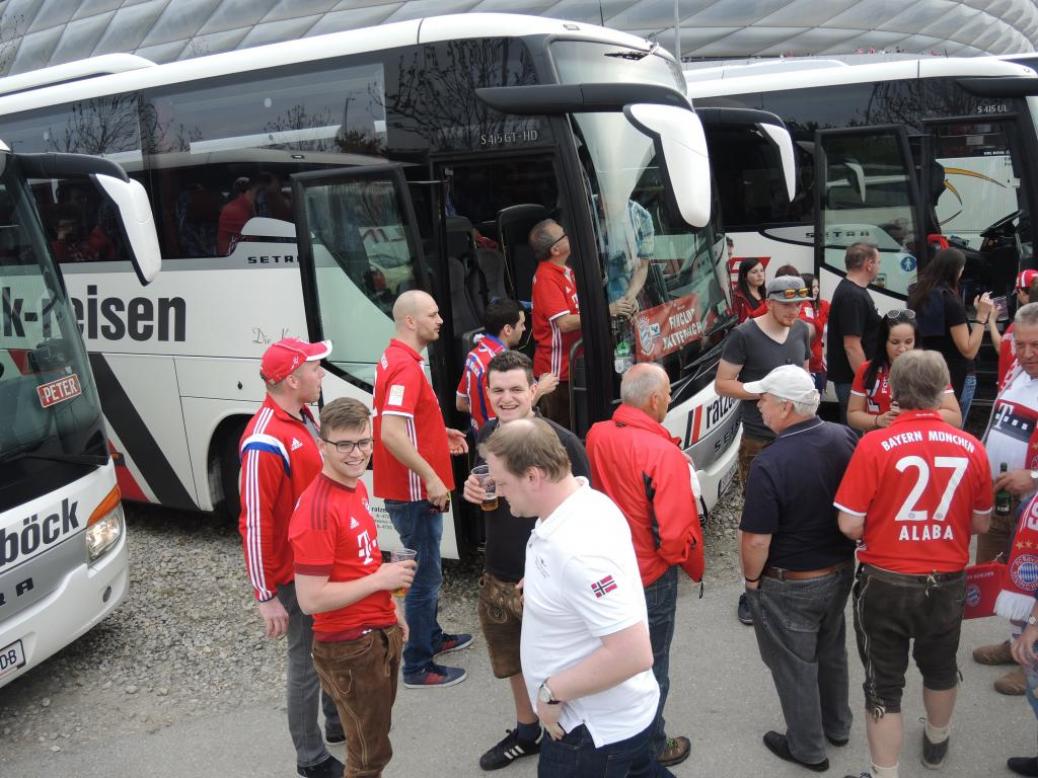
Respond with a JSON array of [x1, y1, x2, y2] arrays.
[[0, 639, 25, 679]]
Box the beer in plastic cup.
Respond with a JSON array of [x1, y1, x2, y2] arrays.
[[472, 464, 498, 512], [390, 548, 417, 597]]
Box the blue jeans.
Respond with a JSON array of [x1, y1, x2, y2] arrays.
[[958, 373, 977, 425], [1026, 663, 1038, 720], [834, 382, 852, 427], [644, 566, 678, 759], [745, 566, 854, 765], [538, 723, 673, 777], [385, 499, 444, 677]]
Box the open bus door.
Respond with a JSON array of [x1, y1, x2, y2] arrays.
[[289, 163, 473, 558], [814, 126, 926, 309]]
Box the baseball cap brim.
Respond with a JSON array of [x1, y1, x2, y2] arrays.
[[301, 339, 333, 361], [743, 378, 768, 395]]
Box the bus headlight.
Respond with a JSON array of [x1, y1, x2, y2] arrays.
[[86, 486, 125, 562]]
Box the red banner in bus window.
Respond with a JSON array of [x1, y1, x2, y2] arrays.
[[37, 373, 82, 408], [633, 294, 705, 362]]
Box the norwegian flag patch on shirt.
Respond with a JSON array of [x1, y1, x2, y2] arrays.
[[591, 575, 618, 598]]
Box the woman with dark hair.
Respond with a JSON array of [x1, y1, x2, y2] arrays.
[[847, 309, 961, 432], [733, 258, 767, 322], [907, 247, 993, 420], [801, 272, 830, 393]]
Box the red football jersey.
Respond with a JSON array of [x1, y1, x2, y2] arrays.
[[850, 360, 954, 415], [834, 410, 992, 573], [532, 261, 581, 381], [289, 475, 396, 640], [455, 335, 506, 431], [372, 339, 453, 501]]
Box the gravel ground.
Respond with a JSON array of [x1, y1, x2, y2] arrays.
[[0, 484, 744, 758]]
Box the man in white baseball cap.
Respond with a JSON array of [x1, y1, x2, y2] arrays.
[[739, 364, 859, 773]]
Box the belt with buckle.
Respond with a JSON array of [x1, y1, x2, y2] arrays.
[[763, 561, 849, 581]]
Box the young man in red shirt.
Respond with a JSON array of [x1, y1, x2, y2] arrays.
[[374, 289, 471, 688], [585, 362, 702, 769], [290, 398, 416, 778], [529, 218, 632, 427], [834, 350, 993, 778], [238, 337, 343, 778]]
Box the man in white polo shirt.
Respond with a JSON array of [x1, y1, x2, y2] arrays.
[[484, 418, 666, 777]]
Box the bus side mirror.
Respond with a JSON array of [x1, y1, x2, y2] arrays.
[[624, 103, 711, 229], [757, 122, 797, 203], [91, 173, 162, 285]]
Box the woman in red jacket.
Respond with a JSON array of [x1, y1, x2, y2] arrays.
[[733, 257, 767, 322]]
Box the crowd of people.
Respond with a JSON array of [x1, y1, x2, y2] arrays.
[[232, 229, 1038, 778]]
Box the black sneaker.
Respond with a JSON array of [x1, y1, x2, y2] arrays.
[[922, 730, 949, 769], [324, 722, 345, 744], [298, 754, 345, 778], [762, 731, 828, 772], [1008, 756, 1038, 776], [737, 593, 753, 625], [479, 728, 542, 770], [436, 632, 474, 656], [403, 662, 467, 688]]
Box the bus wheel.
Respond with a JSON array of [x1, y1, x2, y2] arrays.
[[214, 418, 248, 521]]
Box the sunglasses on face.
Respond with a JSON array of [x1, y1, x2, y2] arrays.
[[547, 233, 567, 250], [884, 309, 916, 322]]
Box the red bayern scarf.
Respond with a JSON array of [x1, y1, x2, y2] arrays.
[[995, 491, 1038, 621]]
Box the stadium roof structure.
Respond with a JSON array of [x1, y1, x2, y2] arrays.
[[0, 0, 1035, 76]]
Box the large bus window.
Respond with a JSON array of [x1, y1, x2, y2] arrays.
[[1, 97, 142, 265], [297, 167, 419, 387], [142, 61, 387, 258], [572, 110, 730, 393], [819, 130, 919, 297]]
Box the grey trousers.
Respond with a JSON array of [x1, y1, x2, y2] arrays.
[[745, 566, 854, 765], [278, 582, 341, 768]]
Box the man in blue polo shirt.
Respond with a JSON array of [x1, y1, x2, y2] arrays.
[[739, 365, 858, 773]]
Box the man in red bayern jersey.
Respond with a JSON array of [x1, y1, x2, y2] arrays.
[[239, 337, 343, 778], [291, 398, 416, 778], [834, 350, 992, 778]]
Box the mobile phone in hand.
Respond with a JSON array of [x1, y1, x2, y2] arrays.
[[992, 295, 1009, 321]]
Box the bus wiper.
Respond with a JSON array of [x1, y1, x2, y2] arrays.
[[605, 49, 649, 61]]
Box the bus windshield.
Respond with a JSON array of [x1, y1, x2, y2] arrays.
[[0, 155, 106, 501], [552, 41, 731, 383]]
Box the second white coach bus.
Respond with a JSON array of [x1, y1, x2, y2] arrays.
[[0, 14, 793, 557], [686, 57, 1038, 315]]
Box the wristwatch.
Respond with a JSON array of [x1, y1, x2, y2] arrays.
[[1030, 470, 1038, 484], [1028, 614, 1038, 627], [538, 679, 561, 705]]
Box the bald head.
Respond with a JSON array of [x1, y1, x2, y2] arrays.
[[391, 290, 442, 346], [620, 363, 670, 422]]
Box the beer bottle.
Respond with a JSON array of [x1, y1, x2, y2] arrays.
[[995, 462, 1012, 518]]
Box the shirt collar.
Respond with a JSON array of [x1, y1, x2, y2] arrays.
[[389, 338, 423, 363], [532, 477, 590, 539], [889, 409, 942, 425], [263, 393, 317, 426], [611, 404, 680, 445], [777, 417, 824, 439], [481, 334, 506, 351]]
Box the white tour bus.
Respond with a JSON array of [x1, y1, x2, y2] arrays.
[[0, 146, 161, 688], [686, 57, 1038, 313], [0, 14, 797, 558]]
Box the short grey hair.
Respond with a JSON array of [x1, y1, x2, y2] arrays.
[[889, 350, 948, 410], [1016, 301, 1038, 327], [529, 219, 561, 260], [789, 394, 820, 417], [620, 363, 668, 408]]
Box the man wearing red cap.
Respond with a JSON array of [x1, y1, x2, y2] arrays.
[[239, 337, 344, 778], [990, 269, 1038, 388]]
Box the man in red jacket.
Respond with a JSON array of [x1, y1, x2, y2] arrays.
[[585, 362, 703, 769], [238, 337, 343, 778]]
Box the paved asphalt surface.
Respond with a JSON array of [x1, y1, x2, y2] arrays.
[[1, 577, 1030, 777]]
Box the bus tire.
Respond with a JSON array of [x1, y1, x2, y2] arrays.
[[213, 417, 248, 521]]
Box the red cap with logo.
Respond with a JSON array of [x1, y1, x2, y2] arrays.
[[1018, 269, 1038, 292], [260, 338, 332, 384]]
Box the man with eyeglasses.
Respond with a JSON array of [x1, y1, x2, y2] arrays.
[[374, 290, 472, 689], [717, 275, 812, 625], [291, 398, 416, 778], [827, 242, 882, 425], [238, 337, 344, 778], [529, 219, 634, 427]]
